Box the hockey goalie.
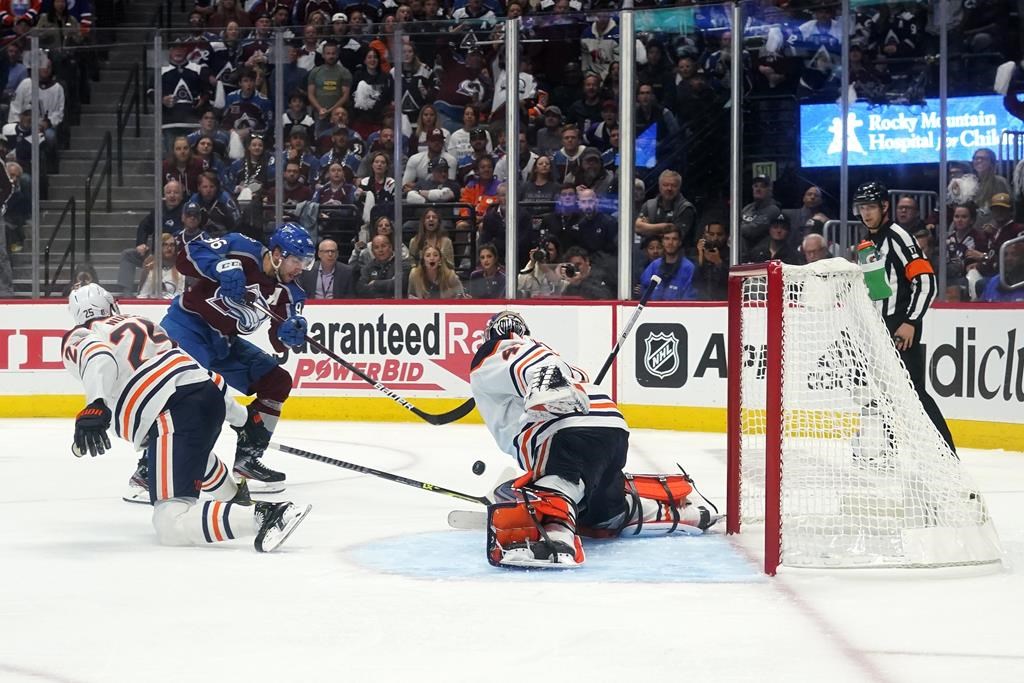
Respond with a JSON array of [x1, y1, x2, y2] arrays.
[[469, 311, 721, 569]]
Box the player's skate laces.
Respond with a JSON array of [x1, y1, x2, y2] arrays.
[[254, 501, 312, 552]]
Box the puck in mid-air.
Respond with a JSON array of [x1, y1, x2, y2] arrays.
[[472, 460, 486, 475]]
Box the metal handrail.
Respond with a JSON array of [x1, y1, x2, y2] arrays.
[[115, 63, 141, 185], [84, 131, 113, 258], [42, 197, 77, 297]]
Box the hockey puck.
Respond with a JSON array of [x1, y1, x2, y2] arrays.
[[472, 460, 486, 476]]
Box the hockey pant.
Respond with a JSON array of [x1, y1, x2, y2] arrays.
[[161, 307, 292, 435], [146, 382, 252, 546]]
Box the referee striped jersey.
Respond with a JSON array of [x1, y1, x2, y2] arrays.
[[62, 315, 229, 449], [469, 334, 628, 475], [867, 222, 936, 326]]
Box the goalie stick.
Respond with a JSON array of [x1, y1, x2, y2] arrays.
[[248, 296, 476, 426]]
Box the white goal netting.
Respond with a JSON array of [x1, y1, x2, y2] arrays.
[[734, 259, 1003, 569]]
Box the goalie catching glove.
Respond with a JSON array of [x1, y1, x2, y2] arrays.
[[73, 399, 112, 457], [524, 360, 589, 419]]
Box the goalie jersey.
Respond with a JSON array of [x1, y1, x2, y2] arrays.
[[469, 334, 628, 473], [62, 314, 245, 450]]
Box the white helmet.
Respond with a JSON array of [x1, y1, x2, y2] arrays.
[[68, 283, 119, 325]]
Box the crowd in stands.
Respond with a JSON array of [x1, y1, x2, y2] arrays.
[[1, 0, 1022, 302]]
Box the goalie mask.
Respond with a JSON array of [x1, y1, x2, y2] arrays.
[[68, 283, 119, 325], [486, 311, 529, 340]]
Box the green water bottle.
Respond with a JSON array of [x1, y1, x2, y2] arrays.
[[857, 240, 892, 301]]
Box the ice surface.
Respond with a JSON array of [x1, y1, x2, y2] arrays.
[[1, 419, 1022, 683]]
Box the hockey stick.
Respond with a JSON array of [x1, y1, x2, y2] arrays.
[[269, 441, 493, 505], [593, 274, 661, 385], [249, 296, 476, 426]]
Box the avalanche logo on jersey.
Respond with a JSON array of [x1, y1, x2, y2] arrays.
[[207, 284, 270, 335]]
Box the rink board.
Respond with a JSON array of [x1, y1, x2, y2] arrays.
[[0, 299, 1021, 450]]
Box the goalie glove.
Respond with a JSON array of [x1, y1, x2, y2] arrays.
[[73, 399, 112, 457], [524, 361, 590, 419]]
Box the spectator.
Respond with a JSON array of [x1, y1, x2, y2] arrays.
[[308, 41, 353, 136], [455, 127, 493, 184], [284, 125, 321, 186], [576, 146, 615, 198], [432, 46, 493, 131], [740, 175, 782, 257], [408, 244, 465, 299], [227, 132, 270, 203], [915, 227, 939, 272], [535, 106, 565, 158], [975, 193, 1023, 278], [282, 90, 316, 143], [300, 237, 355, 299], [317, 125, 361, 181], [189, 170, 241, 236], [193, 135, 227, 185], [410, 207, 455, 266], [207, 0, 251, 30], [271, 39, 310, 107], [156, 37, 208, 149], [979, 239, 1024, 302], [407, 156, 461, 205], [2, 41, 27, 111], [640, 227, 697, 301], [634, 82, 680, 184], [8, 58, 63, 154], [162, 135, 205, 195], [971, 148, 1012, 220], [560, 245, 614, 300], [295, 24, 322, 71], [801, 233, 830, 265], [466, 243, 505, 298], [411, 104, 448, 154], [517, 235, 566, 299], [495, 131, 538, 184], [750, 214, 800, 265], [694, 220, 730, 300], [947, 203, 985, 295], [404, 130, 457, 191], [117, 180, 186, 293], [459, 156, 501, 222], [314, 161, 358, 205], [401, 45, 439, 130], [632, 235, 663, 297], [187, 110, 231, 162], [563, 187, 616, 265], [3, 161, 29, 253], [355, 151, 395, 225], [2, 108, 44, 175], [267, 160, 314, 220], [895, 195, 926, 234], [785, 184, 827, 249], [138, 233, 186, 299], [447, 105, 488, 161], [478, 182, 509, 262], [579, 12, 620, 82], [350, 47, 393, 139], [551, 124, 585, 184], [634, 169, 697, 246], [350, 215, 410, 269], [585, 101, 617, 152], [357, 233, 412, 298], [567, 73, 604, 133]]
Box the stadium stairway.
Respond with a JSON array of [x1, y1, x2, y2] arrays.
[[10, 3, 165, 298]]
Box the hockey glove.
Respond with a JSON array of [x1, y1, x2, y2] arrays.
[[73, 399, 112, 457], [215, 259, 246, 302], [277, 314, 308, 348], [524, 362, 590, 419]]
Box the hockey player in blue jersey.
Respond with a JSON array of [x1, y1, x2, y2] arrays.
[[124, 222, 314, 496]]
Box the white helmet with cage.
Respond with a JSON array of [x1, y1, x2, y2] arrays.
[[68, 283, 119, 325]]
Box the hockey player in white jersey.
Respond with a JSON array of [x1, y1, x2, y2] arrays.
[[470, 311, 719, 569], [63, 284, 311, 552]]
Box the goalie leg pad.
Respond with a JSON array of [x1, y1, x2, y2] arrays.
[[487, 487, 585, 568], [609, 473, 720, 537]]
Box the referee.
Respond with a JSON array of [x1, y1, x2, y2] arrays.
[[853, 181, 956, 454]]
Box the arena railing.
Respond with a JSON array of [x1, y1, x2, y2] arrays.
[[42, 197, 76, 297], [83, 131, 113, 259], [115, 63, 142, 186]]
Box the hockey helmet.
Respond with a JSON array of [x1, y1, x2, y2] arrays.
[[68, 283, 119, 325], [486, 310, 529, 340], [853, 181, 888, 208], [269, 222, 315, 271]]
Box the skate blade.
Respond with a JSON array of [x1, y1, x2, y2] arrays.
[[242, 480, 286, 495], [497, 547, 580, 569], [262, 504, 312, 553], [122, 487, 152, 505]]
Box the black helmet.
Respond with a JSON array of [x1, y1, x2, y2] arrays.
[[853, 181, 888, 206], [486, 311, 529, 340]]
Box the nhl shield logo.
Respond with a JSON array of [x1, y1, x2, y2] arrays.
[[644, 332, 679, 379], [635, 323, 687, 387]]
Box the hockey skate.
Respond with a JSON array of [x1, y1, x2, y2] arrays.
[[122, 456, 151, 505], [233, 409, 286, 492], [254, 501, 312, 552]]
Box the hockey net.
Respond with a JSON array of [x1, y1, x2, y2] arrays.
[[726, 259, 1002, 574]]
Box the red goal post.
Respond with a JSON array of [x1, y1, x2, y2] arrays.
[[726, 259, 1002, 576]]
